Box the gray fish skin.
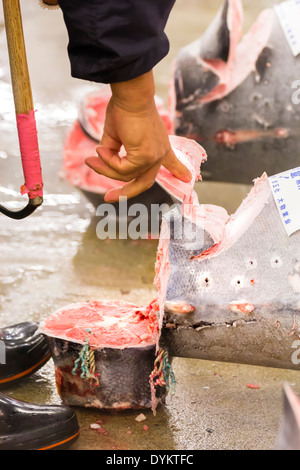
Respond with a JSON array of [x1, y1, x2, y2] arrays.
[[172, 2, 300, 184], [161, 184, 300, 370], [174, 0, 231, 106], [174, 54, 220, 107], [199, 0, 230, 62], [165, 194, 300, 324], [47, 337, 167, 410]]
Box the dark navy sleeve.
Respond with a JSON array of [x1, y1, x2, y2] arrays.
[[58, 0, 176, 84]]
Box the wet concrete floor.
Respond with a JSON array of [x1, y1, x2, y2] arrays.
[[0, 0, 299, 451]]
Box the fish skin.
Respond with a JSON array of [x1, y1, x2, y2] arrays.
[[46, 336, 164, 411], [172, 0, 300, 184], [164, 178, 300, 326], [174, 57, 220, 108], [156, 167, 300, 370], [199, 0, 231, 62]]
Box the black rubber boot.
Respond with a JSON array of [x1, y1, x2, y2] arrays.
[[0, 393, 80, 450], [0, 322, 51, 386]]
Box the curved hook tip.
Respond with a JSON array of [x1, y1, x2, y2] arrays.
[[0, 197, 43, 220]]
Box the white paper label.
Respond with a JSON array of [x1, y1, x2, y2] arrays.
[[274, 0, 300, 57], [269, 167, 300, 236]]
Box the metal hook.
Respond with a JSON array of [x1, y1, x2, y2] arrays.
[[0, 196, 43, 220]]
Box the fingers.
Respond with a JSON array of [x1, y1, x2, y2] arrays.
[[96, 145, 153, 176], [86, 146, 192, 184], [85, 155, 126, 182], [85, 147, 139, 183], [104, 163, 161, 203], [85, 146, 193, 202], [85, 146, 156, 183], [162, 149, 192, 183]]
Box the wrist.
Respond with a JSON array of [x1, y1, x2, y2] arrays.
[[110, 71, 156, 113]]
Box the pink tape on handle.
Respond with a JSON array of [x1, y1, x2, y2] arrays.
[[16, 110, 43, 199]]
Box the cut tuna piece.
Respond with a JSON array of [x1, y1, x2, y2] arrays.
[[171, 0, 300, 183], [157, 166, 300, 369], [39, 300, 167, 410]]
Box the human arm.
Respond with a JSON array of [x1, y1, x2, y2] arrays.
[[85, 71, 191, 202], [59, 0, 189, 200]]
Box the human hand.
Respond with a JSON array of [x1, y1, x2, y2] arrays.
[[85, 71, 192, 202]]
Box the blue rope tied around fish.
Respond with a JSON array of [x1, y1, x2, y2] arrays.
[[72, 329, 99, 385], [162, 351, 176, 393], [150, 349, 176, 394]]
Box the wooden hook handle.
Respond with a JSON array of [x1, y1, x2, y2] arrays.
[[2, 0, 34, 115]]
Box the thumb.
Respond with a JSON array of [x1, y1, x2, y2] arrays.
[[162, 149, 192, 183]]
